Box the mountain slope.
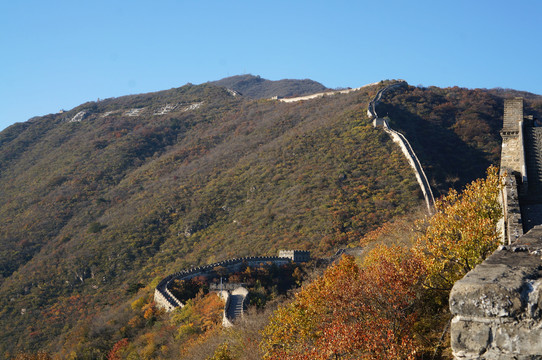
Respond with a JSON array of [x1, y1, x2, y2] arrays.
[[2, 77, 540, 357], [377, 86, 504, 196], [0, 79, 424, 355]]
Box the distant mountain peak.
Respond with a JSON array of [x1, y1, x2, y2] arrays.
[[210, 74, 328, 99]]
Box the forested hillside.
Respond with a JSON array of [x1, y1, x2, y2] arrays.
[[1, 77, 541, 358], [0, 79, 420, 355], [377, 84, 542, 196]]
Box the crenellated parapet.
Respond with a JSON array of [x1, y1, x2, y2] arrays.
[[154, 251, 307, 312]]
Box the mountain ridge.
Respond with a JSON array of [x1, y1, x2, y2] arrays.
[[2, 76, 542, 357], [209, 74, 328, 99]]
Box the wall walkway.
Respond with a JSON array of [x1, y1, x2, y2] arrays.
[[154, 256, 291, 312], [277, 82, 380, 103], [224, 287, 248, 326], [368, 82, 435, 214]]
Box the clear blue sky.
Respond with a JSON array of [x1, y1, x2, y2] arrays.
[[1, 0, 541, 131]]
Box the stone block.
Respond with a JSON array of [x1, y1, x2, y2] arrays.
[[494, 320, 542, 355], [450, 318, 491, 356], [450, 263, 525, 318]]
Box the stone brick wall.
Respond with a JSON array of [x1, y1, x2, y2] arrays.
[[368, 82, 435, 214], [503, 98, 524, 131], [449, 97, 542, 359], [450, 226, 542, 359], [500, 98, 527, 184], [154, 255, 294, 311], [500, 173, 524, 245]]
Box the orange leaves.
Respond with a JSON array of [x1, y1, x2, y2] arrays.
[[194, 293, 224, 332], [106, 338, 129, 360], [261, 254, 424, 359], [171, 292, 225, 341], [40, 294, 91, 325], [142, 303, 156, 320]]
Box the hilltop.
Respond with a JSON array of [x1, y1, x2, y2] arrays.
[[1, 76, 541, 357], [209, 74, 328, 99]]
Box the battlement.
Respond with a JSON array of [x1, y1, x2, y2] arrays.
[[154, 250, 310, 312], [503, 97, 524, 131], [278, 250, 311, 262]]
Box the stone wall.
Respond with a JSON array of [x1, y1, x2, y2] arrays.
[[154, 255, 295, 311], [500, 98, 527, 184], [500, 173, 523, 245], [278, 82, 380, 103], [450, 226, 542, 359], [368, 82, 435, 214], [278, 250, 311, 262], [449, 97, 542, 359], [503, 98, 524, 131]]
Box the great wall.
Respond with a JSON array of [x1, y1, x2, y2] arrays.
[[370, 86, 542, 358], [278, 81, 436, 215], [368, 82, 436, 215], [448, 98, 542, 359], [154, 250, 310, 325], [149, 82, 542, 357]]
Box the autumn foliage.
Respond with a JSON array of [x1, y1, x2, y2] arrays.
[[261, 166, 502, 359], [260, 252, 425, 359], [414, 165, 501, 290]]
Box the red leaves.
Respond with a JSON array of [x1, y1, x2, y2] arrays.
[[107, 338, 129, 360], [261, 254, 424, 359]]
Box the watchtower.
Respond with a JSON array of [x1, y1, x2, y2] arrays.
[[278, 250, 310, 263], [500, 98, 527, 185], [503, 97, 524, 131]]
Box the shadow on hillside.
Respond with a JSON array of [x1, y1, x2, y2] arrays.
[[382, 106, 492, 197]]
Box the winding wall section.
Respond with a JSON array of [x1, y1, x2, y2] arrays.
[[368, 82, 435, 214], [154, 256, 291, 312]]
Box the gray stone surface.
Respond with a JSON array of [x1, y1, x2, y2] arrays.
[[522, 204, 542, 233], [450, 226, 542, 359], [451, 98, 542, 359], [503, 98, 524, 131], [451, 318, 491, 356]]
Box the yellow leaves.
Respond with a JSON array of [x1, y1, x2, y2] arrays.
[[207, 343, 234, 360], [127, 315, 143, 329], [414, 165, 502, 290], [131, 297, 146, 311], [140, 332, 157, 359], [142, 304, 155, 320]]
